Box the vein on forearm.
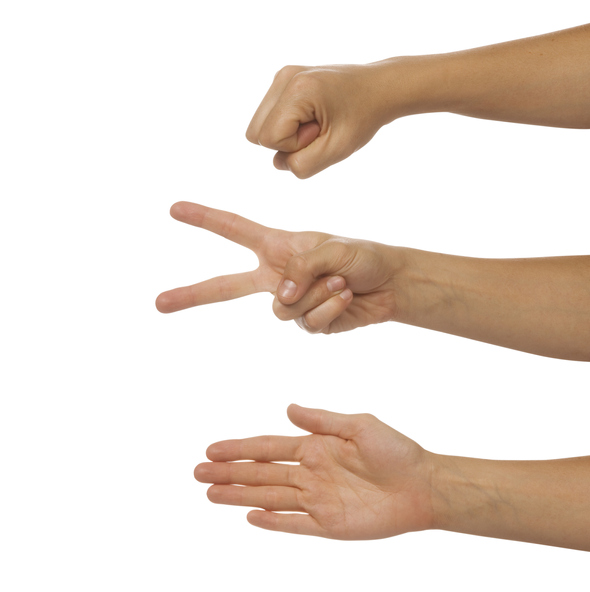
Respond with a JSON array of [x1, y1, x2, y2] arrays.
[[431, 454, 590, 551], [394, 249, 590, 360]]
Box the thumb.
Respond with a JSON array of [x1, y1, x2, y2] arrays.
[[273, 131, 334, 179], [287, 404, 361, 440], [277, 240, 350, 305], [259, 103, 320, 154]]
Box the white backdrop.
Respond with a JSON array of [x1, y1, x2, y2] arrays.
[[1, 1, 589, 590]]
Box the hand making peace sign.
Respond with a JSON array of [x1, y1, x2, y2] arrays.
[[155, 201, 403, 334]]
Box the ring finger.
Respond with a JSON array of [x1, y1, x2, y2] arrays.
[[207, 484, 302, 512], [296, 289, 353, 334]]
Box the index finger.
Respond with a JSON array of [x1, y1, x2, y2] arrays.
[[246, 65, 303, 144], [170, 201, 269, 251], [206, 435, 304, 462]]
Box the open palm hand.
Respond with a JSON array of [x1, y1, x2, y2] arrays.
[[195, 404, 434, 540]]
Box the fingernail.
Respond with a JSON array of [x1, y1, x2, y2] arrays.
[[327, 276, 345, 292], [339, 288, 353, 301], [275, 159, 289, 171], [279, 279, 297, 299]]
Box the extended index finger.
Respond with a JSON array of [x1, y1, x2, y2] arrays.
[[170, 201, 269, 251], [206, 435, 304, 462]]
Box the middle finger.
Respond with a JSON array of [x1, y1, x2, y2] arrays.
[[194, 461, 297, 487]]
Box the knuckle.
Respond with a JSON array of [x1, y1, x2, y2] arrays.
[[215, 276, 233, 302], [360, 413, 377, 424], [327, 238, 350, 258], [286, 253, 309, 276], [245, 126, 256, 144], [260, 435, 273, 459], [288, 71, 319, 95], [265, 487, 279, 509], [274, 65, 303, 81], [257, 127, 274, 148]]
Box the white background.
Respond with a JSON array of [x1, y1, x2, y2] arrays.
[[1, 1, 589, 590]]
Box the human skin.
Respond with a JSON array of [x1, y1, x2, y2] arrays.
[[155, 202, 590, 361], [194, 404, 590, 550], [245, 24, 590, 178]]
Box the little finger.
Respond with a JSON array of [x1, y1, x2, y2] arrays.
[[295, 289, 353, 334]]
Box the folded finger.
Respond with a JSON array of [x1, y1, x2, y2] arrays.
[[194, 461, 296, 487], [207, 485, 301, 512], [273, 276, 346, 321], [277, 239, 355, 305], [246, 65, 303, 144], [295, 289, 353, 334], [273, 131, 329, 179]]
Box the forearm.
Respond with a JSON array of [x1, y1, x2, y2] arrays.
[[429, 453, 590, 551], [376, 24, 590, 128], [391, 248, 590, 361]]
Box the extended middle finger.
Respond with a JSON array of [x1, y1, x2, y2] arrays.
[[194, 461, 297, 487]]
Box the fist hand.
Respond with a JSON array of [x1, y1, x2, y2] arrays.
[[246, 63, 391, 178]]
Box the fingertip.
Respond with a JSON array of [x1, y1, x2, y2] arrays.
[[287, 403, 314, 430], [339, 288, 353, 301], [286, 403, 302, 418], [155, 293, 171, 313], [284, 152, 313, 179], [205, 443, 222, 461], [273, 152, 289, 171], [283, 141, 324, 179], [206, 485, 221, 503], [169, 201, 188, 220], [277, 279, 298, 301], [246, 509, 267, 528], [194, 463, 207, 481], [326, 276, 346, 293]]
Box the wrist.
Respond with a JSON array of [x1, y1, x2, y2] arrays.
[[428, 454, 480, 533], [387, 246, 457, 326], [428, 453, 512, 538], [369, 54, 456, 124]]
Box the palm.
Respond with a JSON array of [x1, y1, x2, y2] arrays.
[[156, 202, 397, 333], [195, 405, 434, 540], [295, 425, 432, 539]]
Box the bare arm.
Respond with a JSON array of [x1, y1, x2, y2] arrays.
[[432, 453, 590, 550], [392, 249, 590, 361], [246, 24, 590, 178], [399, 24, 590, 128], [195, 405, 590, 550], [156, 202, 590, 361]]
